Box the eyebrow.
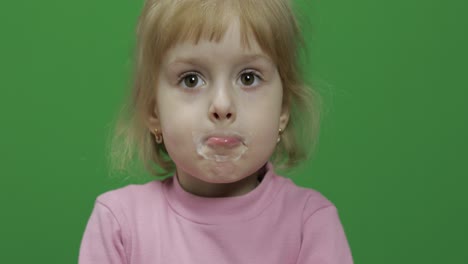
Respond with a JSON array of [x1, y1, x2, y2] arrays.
[[168, 54, 274, 66]]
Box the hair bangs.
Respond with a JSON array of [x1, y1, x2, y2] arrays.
[[149, 1, 237, 59], [144, 0, 288, 66]]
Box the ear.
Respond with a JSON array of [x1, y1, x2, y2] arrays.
[[279, 104, 290, 131], [146, 99, 161, 132]]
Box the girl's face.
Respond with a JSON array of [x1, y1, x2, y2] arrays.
[[150, 19, 289, 196]]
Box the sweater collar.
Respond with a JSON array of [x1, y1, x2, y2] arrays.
[[162, 162, 284, 225]]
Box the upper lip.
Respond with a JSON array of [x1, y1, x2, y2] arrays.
[[203, 131, 244, 143]]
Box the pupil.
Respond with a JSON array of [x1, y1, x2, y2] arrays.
[[184, 75, 197, 87], [242, 73, 254, 85]]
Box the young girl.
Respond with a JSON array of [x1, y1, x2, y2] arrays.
[[79, 0, 354, 263]]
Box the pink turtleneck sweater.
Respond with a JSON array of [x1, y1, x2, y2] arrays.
[[79, 162, 354, 263]]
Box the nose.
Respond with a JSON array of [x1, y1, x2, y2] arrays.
[[208, 83, 236, 124]]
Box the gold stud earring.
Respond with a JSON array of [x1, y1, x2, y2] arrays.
[[277, 128, 283, 143], [154, 128, 163, 144]]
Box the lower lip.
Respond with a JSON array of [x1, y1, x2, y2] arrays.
[[206, 137, 242, 148]]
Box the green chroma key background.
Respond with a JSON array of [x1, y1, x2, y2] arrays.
[[0, 0, 467, 263]]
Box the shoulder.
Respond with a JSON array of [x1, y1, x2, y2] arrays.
[[276, 175, 337, 220], [94, 179, 167, 219]]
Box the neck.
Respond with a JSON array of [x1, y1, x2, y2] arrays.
[[177, 164, 267, 198]]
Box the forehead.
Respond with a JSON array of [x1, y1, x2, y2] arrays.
[[162, 19, 273, 66], [148, 0, 284, 64]]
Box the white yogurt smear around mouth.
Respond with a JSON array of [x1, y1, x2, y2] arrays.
[[192, 131, 250, 162]]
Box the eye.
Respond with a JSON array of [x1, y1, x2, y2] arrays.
[[178, 72, 205, 89], [239, 70, 263, 87]]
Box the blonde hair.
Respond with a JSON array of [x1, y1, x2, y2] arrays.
[[107, 0, 322, 178]]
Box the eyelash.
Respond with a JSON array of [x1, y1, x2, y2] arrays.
[[177, 69, 264, 89], [241, 69, 264, 83], [177, 72, 202, 88]]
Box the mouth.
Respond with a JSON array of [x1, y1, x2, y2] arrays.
[[203, 132, 245, 149], [193, 130, 249, 162], [205, 136, 243, 148]]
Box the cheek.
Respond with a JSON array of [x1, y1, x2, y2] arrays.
[[157, 91, 198, 137], [160, 122, 196, 165], [240, 96, 282, 139], [241, 103, 282, 157], [252, 123, 278, 151], [160, 114, 194, 144], [158, 108, 202, 159], [241, 110, 280, 153]]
